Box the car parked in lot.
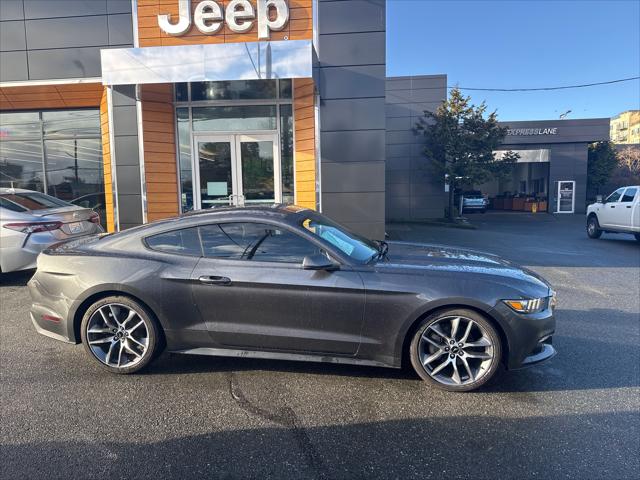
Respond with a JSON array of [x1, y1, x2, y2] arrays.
[[28, 205, 556, 392], [0, 188, 103, 273], [586, 185, 640, 241], [458, 190, 488, 214]]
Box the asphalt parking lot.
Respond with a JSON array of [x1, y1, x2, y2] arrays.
[[1, 212, 638, 479]]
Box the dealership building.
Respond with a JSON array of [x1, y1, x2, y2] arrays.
[[0, 0, 609, 238]]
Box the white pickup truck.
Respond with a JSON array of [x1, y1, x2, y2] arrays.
[[586, 185, 640, 241]]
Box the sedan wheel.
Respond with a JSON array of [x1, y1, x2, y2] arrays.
[[80, 296, 161, 374], [410, 309, 502, 392]]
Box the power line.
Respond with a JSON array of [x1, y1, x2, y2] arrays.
[[452, 76, 640, 92]]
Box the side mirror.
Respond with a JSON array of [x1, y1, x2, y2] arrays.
[[302, 254, 339, 271], [596, 195, 604, 203]]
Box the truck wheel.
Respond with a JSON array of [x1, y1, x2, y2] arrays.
[[587, 216, 602, 239]]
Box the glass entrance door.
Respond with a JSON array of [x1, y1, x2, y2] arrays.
[[193, 134, 279, 209], [556, 180, 575, 213]]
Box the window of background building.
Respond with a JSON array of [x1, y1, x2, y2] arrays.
[[0, 109, 106, 224]]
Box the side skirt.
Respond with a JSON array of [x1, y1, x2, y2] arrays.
[[170, 347, 396, 369]]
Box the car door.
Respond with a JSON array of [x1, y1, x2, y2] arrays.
[[615, 187, 638, 229], [190, 221, 366, 355], [599, 188, 625, 228]]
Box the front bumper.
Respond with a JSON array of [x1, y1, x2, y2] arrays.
[[490, 302, 556, 370]]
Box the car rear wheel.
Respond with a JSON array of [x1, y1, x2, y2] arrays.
[[587, 215, 602, 239], [80, 296, 162, 374], [410, 309, 502, 392]]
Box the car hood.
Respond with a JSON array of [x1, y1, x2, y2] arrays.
[[378, 241, 550, 292]]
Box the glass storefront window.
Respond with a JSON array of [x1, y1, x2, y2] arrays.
[[279, 104, 294, 204], [279, 79, 292, 99], [0, 109, 106, 224], [0, 112, 41, 139], [42, 110, 101, 137], [192, 105, 277, 132], [191, 80, 278, 101], [44, 138, 103, 201], [0, 141, 45, 191], [177, 108, 193, 212], [175, 83, 189, 102]]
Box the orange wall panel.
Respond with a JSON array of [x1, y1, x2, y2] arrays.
[[293, 78, 316, 210]]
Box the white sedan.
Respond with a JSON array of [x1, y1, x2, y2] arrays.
[[0, 188, 103, 273]]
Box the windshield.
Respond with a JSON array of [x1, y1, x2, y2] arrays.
[[301, 214, 378, 263], [0, 192, 71, 211]]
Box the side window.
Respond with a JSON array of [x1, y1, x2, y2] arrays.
[[199, 222, 321, 263], [606, 188, 625, 203], [621, 188, 637, 203], [146, 227, 202, 256]]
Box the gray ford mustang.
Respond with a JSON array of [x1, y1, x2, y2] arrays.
[[28, 205, 556, 392]]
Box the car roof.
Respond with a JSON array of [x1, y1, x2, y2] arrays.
[[106, 204, 313, 239]]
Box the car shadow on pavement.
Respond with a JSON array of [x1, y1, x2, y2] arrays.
[[0, 270, 34, 287], [2, 412, 637, 479], [143, 309, 639, 394]]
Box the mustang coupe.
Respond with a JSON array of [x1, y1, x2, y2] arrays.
[[28, 205, 556, 391]]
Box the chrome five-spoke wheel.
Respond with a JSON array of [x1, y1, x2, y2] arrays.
[[81, 296, 161, 374], [410, 309, 502, 391]]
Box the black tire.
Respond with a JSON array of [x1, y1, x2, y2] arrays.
[[80, 295, 162, 374], [634, 233, 640, 242], [409, 308, 502, 392], [587, 215, 602, 239]]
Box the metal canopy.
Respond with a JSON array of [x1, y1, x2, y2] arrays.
[[100, 40, 313, 86]]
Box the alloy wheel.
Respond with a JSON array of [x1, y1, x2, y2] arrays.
[[418, 315, 495, 386], [86, 303, 149, 368]]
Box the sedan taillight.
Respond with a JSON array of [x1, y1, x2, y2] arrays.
[[89, 212, 101, 225], [3, 221, 63, 233]]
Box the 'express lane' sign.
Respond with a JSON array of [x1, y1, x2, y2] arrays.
[[506, 127, 558, 136], [158, 0, 289, 39]]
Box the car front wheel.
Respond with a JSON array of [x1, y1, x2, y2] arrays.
[[80, 295, 162, 374], [410, 309, 502, 392], [587, 215, 602, 239]]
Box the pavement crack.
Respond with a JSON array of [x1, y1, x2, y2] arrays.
[[228, 372, 325, 478]]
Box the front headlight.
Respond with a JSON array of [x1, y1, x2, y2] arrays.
[[503, 297, 550, 314]]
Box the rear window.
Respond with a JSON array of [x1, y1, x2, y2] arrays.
[[0, 192, 70, 211], [621, 188, 637, 203], [0, 196, 27, 212], [145, 227, 202, 256]]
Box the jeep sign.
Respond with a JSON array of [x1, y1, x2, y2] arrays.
[[158, 0, 289, 39]]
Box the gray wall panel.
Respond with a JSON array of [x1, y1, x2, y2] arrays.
[[25, 16, 108, 49], [0, 21, 26, 51], [108, 13, 134, 45], [115, 165, 142, 196], [0, 51, 28, 81], [320, 98, 385, 131], [319, 65, 386, 99], [23, 1, 107, 19], [117, 195, 143, 225], [113, 105, 138, 136], [107, 0, 132, 14], [28, 46, 103, 79], [385, 75, 447, 221], [0, 1, 23, 21], [317, 32, 385, 66], [0, 1, 133, 81], [322, 162, 385, 193], [317, 0, 385, 34], [112, 135, 140, 167], [318, 0, 386, 238], [321, 130, 386, 163]]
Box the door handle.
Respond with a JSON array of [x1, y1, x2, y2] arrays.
[[198, 275, 231, 285], [627, 205, 632, 208], [610, 206, 615, 208]]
